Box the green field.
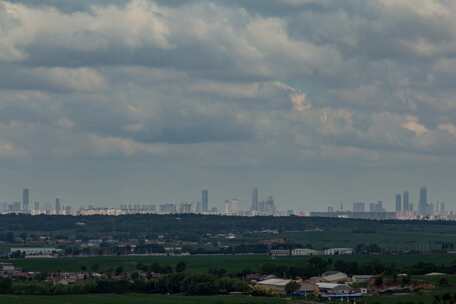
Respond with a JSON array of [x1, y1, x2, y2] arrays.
[[365, 288, 456, 304], [1, 291, 455, 304], [0, 294, 291, 304], [284, 229, 456, 250], [5, 254, 456, 273]]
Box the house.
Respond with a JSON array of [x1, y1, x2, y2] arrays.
[[352, 275, 374, 284], [0, 263, 15, 272], [0, 263, 16, 278], [317, 282, 350, 292], [292, 282, 318, 297], [317, 283, 363, 301], [257, 278, 291, 293], [321, 271, 349, 283]]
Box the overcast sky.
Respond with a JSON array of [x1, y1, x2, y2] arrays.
[[1, 0, 456, 210]]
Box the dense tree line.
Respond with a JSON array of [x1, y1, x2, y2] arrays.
[[0, 272, 248, 296], [259, 257, 456, 278], [2, 214, 456, 241]]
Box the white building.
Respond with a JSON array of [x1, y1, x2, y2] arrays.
[[257, 278, 292, 293], [323, 248, 353, 256], [10, 247, 62, 257], [321, 271, 349, 283], [292, 248, 320, 256]]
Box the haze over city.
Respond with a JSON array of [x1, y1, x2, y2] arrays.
[[1, 0, 456, 209]]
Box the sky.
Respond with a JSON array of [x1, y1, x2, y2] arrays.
[[1, 0, 456, 211]]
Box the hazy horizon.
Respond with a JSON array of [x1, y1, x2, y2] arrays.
[[1, 0, 456, 210]]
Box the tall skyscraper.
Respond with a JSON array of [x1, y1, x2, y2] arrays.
[[440, 202, 446, 214], [419, 186, 428, 214], [202, 189, 208, 212], [22, 188, 30, 213], [395, 194, 402, 212], [251, 187, 258, 211], [403, 191, 410, 212], [55, 198, 61, 215]]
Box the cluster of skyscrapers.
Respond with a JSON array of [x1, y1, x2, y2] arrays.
[[395, 187, 445, 216], [119, 189, 212, 215], [249, 187, 277, 215], [2, 186, 450, 220], [0, 188, 69, 215]]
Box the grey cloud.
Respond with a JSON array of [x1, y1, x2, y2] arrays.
[[2, 0, 456, 207]]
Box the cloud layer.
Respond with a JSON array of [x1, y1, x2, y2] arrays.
[[1, 0, 456, 208]]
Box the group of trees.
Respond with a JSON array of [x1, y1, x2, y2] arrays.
[[259, 257, 456, 279], [0, 271, 248, 296], [261, 257, 332, 278]]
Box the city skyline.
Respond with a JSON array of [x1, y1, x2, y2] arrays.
[[1, 1, 456, 209], [1, 184, 450, 215]]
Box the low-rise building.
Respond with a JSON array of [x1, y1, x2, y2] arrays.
[[292, 248, 320, 256], [270, 249, 290, 256], [257, 278, 291, 294], [352, 275, 374, 284], [321, 271, 349, 283], [10, 247, 62, 257], [323, 248, 353, 255]]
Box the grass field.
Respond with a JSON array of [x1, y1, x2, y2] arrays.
[[4, 254, 456, 273], [0, 294, 291, 304], [1, 291, 455, 304], [285, 229, 456, 250], [365, 288, 456, 304]]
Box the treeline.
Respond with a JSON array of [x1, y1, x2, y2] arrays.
[[3, 214, 456, 241], [259, 257, 456, 278], [0, 273, 248, 296]]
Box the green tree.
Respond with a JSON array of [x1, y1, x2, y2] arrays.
[[439, 277, 449, 287], [115, 266, 124, 276], [285, 281, 300, 295], [176, 261, 187, 273]]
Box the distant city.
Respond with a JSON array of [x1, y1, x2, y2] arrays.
[[0, 186, 453, 221]]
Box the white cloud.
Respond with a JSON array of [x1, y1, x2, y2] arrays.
[[401, 116, 428, 136], [30, 67, 106, 92], [0, 0, 171, 63]]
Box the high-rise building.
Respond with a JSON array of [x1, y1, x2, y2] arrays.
[[224, 199, 241, 215], [251, 187, 258, 211], [403, 191, 410, 212], [202, 189, 208, 212], [440, 202, 446, 214], [419, 186, 428, 215], [12, 201, 21, 212], [33, 201, 40, 214], [179, 202, 192, 214], [353, 202, 366, 213], [55, 198, 61, 215], [395, 194, 402, 212], [369, 201, 384, 213], [22, 188, 30, 213], [64, 206, 72, 215], [159, 203, 177, 214], [195, 201, 202, 213], [260, 196, 276, 215]]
